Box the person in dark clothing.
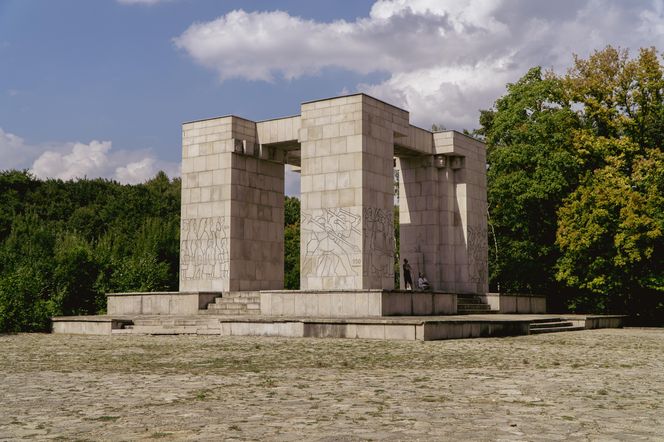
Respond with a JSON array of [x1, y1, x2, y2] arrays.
[[403, 259, 413, 290]]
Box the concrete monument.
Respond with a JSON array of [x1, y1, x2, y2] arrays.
[[179, 93, 488, 295], [56, 93, 567, 339]]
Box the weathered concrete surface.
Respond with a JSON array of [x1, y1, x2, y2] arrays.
[[260, 290, 457, 317], [2, 329, 663, 440], [107, 292, 219, 315], [485, 293, 548, 314]]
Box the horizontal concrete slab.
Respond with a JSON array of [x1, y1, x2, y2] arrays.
[[106, 292, 220, 315], [51, 314, 626, 340]]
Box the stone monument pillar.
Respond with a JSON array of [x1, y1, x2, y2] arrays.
[[398, 131, 488, 294], [180, 116, 285, 292], [298, 95, 409, 290]]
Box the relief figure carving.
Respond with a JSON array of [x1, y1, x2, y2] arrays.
[[180, 217, 229, 281], [363, 207, 394, 277], [467, 225, 488, 284], [301, 208, 361, 277]]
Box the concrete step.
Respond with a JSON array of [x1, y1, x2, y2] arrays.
[[205, 307, 260, 314], [215, 296, 260, 304], [530, 321, 574, 330], [204, 292, 262, 316], [457, 303, 492, 311], [217, 310, 260, 316], [456, 297, 486, 305], [198, 308, 261, 315], [530, 317, 568, 324], [530, 325, 586, 334], [209, 302, 246, 310]]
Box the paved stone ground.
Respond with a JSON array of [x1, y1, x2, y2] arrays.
[[1, 329, 663, 441]]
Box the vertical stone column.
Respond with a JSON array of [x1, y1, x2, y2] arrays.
[[180, 116, 284, 292], [434, 131, 488, 294], [397, 156, 442, 288], [398, 131, 488, 294], [299, 94, 408, 290]]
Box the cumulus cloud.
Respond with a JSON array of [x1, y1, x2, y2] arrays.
[[174, 0, 664, 129], [30, 140, 179, 184], [0, 128, 41, 170], [0, 128, 178, 184], [31, 140, 113, 181]]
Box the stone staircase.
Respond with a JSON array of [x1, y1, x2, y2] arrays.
[[529, 318, 585, 334], [199, 291, 261, 316], [456, 294, 497, 314]]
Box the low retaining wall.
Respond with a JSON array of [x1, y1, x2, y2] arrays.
[[217, 317, 529, 341], [259, 290, 457, 317], [485, 293, 547, 314], [107, 292, 219, 315], [51, 317, 130, 335], [422, 320, 530, 340], [584, 315, 626, 329]]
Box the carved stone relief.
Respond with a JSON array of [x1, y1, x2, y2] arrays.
[[363, 207, 394, 277], [301, 208, 361, 277], [180, 216, 229, 281], [467, 225, 488, 285]]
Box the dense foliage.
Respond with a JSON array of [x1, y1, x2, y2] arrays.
[[0, 171, 181, 332], [480, 46, 664, 322], [284, 196, 300, 290]]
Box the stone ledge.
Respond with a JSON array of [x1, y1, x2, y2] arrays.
[[107, 292, 220, 315]]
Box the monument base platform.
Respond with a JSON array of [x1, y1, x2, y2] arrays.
[[51, 314, 626, 341], [105, 290, 461, 317]]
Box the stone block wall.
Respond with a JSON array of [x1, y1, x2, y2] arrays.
[[434, 132, 488, 294], [180, 115, 284, 292], [397, 156, 443, 288], [299, 94, 408, 290], [398, 131, 488, 294], [229, 154, 284, 290]]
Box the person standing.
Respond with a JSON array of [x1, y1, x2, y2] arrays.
[[403, 259, 413, 290]]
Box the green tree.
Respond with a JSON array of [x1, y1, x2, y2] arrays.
[[480, 67, 581, 294], [483, 46, 664, 319], [557, 149, 664, 318], [284, 196, 300, 289], [0, 171, 182, 332]]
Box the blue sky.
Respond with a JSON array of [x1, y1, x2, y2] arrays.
[[2, 0, 662, 189]]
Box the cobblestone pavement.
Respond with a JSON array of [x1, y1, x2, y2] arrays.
[[1, 328, 663, 441]]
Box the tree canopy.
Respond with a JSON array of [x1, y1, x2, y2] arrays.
[[481, 46, 664, 322], [0, 171, 181, 332]]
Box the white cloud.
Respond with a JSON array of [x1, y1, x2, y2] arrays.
[[0, 128, 40, 170], [174, 0, 664, 129], [30, 140, 179, 184], [0, 128, 178, 184], [115, 157, 161, 184], [31, 140, 112, 181]]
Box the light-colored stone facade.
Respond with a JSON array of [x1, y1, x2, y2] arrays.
[[180, 116, 284, 292], [299, 95, 408, 290], [398, 131, 488, 294], [180, 93, 488, 295]]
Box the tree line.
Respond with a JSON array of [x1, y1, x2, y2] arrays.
[[0, 171, 181, 332], [479, 46, 663, 323], [0, 46, 661, 332]]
